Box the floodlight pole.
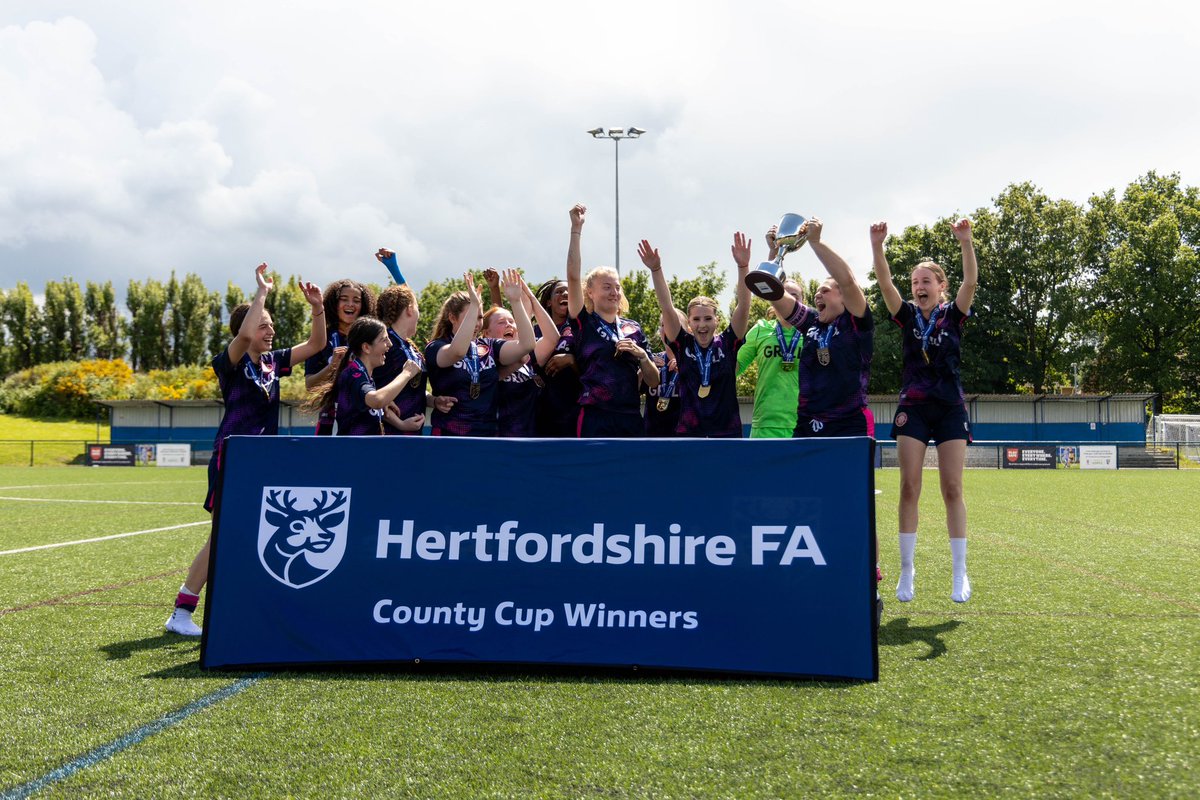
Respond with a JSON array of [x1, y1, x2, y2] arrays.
[[588, 126, 645, 273]]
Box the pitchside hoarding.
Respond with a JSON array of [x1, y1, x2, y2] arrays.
[[202, 436, 877, 681], [1002, 445, 1058, 469]]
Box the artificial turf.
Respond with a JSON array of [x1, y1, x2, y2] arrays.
[[0, 466, 1196, 798]]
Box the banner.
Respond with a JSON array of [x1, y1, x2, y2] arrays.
[[1002, 445, 1057, 469], [85, 443, 135, 467], [202, 436, 877, 681], [155, 443, 191, 467], [1080, 445, 1117, 469]]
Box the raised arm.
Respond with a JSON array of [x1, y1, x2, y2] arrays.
[[566, 204, 587, 319], [288, 279, 328, 365], [952, 218, 978, 314], [436, 272, 483, 368], [730, 232, 753, 338], [498, 269, 536, 366], [521, 277, 561, 365], [806, 219, 867, 318], [639, 239, 679, 344], [366, 360, 423, 409], [870, 222, 904, 316], [375, 248, 406, 285], [482, 268, 504, 310], [228, 263, 272, 364]]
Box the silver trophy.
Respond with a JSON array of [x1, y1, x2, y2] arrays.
[[743, 213, 809, 300]]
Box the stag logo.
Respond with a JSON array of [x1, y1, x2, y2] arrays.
[[257, 487, 351, 589]]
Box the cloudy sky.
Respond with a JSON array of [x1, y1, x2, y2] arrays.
[[2, 1, 1198, 304]]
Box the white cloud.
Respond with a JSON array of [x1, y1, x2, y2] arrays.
[[1, 1, 1199, 306]]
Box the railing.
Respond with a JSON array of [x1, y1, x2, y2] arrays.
[[1, 438, 1197, 468], [0, 440, 96, 467], [873, 440, 1199, 469]]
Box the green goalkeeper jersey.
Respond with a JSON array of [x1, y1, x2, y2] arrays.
[[737, 319, 802, 436]]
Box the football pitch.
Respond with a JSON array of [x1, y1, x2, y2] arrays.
[[0, 466, 1196, 798]]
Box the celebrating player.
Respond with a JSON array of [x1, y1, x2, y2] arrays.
[[484, 277, 560, 437], [871, 218, 979, 603], [566, 204, 660, 436], [166, 263, 326, 637], [304, 278, 376, 435], [425, 270, 535, 436], [304, 316, 423, 436], [639, 232, 752, 437]]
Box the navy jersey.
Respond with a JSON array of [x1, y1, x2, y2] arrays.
[[671, 326, 744, 438], [497, 359, 541, 437], [335, 359, 385, 436], [569, 308, 651, 416], [377, 329, 426, 436], [892, 301, 970, 406], [425, 337, 508, 436], [534, 320, 582, 436], [643, 350, 681, 437], [786, 304, 874, 420], [212, 347, 293, 446], [303, 331, 346, 378]]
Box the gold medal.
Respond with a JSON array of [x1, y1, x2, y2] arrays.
[[921, 349, 930, 365], [781, 360, 795, 372], [656, 397, 669, 412], [470, 383, 480, 399], [698, 385, 711, 399], [817, 347, 831, 367]]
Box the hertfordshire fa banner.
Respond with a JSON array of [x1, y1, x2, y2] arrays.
[[202, 436, 878, 681]]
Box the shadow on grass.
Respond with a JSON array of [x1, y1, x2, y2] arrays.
[[100, 632, 200, 662], [879, 617, 963, 660], [142, 660, 871, 687]]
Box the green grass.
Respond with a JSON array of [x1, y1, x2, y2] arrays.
[[1, 466, 1196, 798], [0, 414, 111, 466]]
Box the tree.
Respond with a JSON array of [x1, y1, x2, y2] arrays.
[[166, 272, 213, 366], [42, 278, 86, 362], [1, 283, 43, 372], [1084, 172, 1200, 412], [988, 183, 1091, 393], [125, 278, 169, 371], [84, 281, 124, 360], [263, 273, 311, 353], [416, 275, 467, 344]]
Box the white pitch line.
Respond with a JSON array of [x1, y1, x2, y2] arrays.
[[0, 522, 208, 556], [0, 480, 204, 491], [0, 496, 197, 506]]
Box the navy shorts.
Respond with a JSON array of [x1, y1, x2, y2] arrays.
[[203, 442, 224, 513], [890, 403, 971, 445], [794, 407, 875, 438]]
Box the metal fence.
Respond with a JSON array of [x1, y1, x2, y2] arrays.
[[0, 440, 93, 467], [875, 440, 1199, 469], [1, 438, 1197, 469]]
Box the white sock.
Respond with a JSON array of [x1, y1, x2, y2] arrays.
[[897, 533, 916, 602], [950, 538, 967, 575], [899, 533, 916, 570], [950, 538, 971, 602]]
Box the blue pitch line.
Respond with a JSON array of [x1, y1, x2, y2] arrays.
[[1, 673, 268, 800]]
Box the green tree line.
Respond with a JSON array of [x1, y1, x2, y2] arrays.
[[1, 172, 1197, 412]]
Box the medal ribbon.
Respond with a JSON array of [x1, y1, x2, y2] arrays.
[[243, 351, 276, 397], [595, 315, 624, 344], [815, 322, 835, 353], [389, 330, 424, 370], [463, 339, 482, 389], [659, 353, 678, 398], [914, 304, 942, 358], [775, 323, 801, 364], [691, 340, 715, 390]]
